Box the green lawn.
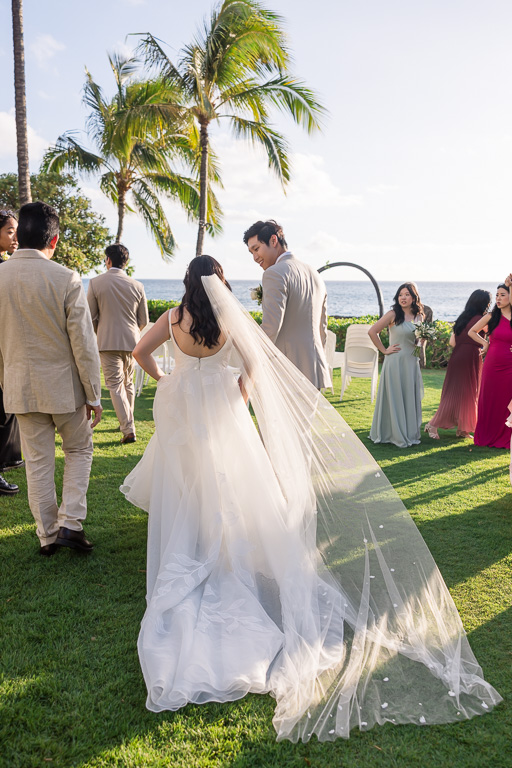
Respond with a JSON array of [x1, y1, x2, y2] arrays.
[[1, 370, 511, 768]]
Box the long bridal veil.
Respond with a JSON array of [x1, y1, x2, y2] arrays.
[[201, 274, 501, 742]]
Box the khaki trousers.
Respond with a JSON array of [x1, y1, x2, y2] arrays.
[[16, 407, 93, 546], [100, 351, 136, 436]]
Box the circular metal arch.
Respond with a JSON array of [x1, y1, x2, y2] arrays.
[[318, 261, 385, 318]]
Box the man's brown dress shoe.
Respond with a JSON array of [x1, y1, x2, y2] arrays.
[[121, 433, 136, 444], [56, 527, 94, 552], [39, 543, 59, 557]]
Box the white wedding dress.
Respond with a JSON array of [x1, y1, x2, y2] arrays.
[[121, 276, 501, 742]]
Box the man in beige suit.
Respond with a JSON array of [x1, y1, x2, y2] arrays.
[[0, 202, 102, 556], [244, 220, 331, 389], [87, 243, 148, 443]]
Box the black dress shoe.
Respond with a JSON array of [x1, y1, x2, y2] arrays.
[[0, 459, 25, 472], [39, 542, 59, 557], [121, 433, 136, 444], [0, 474, 19, 495], [56, 526, 94, 552]]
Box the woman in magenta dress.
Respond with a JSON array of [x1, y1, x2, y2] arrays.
[[470, 284, 512, 448], [425, 290, 491, 439]]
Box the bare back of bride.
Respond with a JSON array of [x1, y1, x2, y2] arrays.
[[121, 255, 501, 743]]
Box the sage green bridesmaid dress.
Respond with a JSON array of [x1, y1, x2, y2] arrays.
[[370, 321, 424, 448]]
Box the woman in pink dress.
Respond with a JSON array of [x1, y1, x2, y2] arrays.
[[425, 290, 491, 439], [470, 284, 512, 448]]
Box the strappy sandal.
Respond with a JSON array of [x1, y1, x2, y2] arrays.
[[424, 423, 439, 439], [456, 430, 472, 438]]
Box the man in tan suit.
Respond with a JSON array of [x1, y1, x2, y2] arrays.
[[0, 202, 102, 556], [244, 220, 331, 389], [87, 243, 148, 443]]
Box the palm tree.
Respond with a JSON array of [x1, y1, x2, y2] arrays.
[[12, 0, 31, 205], [137, 0, 326, 257], [41, 55, 221, 259]]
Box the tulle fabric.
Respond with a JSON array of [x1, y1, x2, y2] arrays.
[[121, 276, 501, 742]]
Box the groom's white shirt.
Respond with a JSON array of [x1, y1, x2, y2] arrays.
[[261, 252, 331, 389]]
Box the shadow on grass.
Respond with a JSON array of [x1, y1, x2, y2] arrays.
[[411, 492, 512, 587]]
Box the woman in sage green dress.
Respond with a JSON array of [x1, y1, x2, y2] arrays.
[[368, 283, 425, 448]]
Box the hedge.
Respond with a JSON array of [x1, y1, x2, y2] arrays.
[[147, 301, 454, 369], [147, 299, 180, 322]]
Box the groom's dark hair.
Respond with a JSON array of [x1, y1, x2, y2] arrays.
[[243, 220, 287, 249], [106, 243, 129, 268], [17, 201, 59, 250]]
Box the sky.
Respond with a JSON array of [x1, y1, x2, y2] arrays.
[[0, 0, 511, 283]]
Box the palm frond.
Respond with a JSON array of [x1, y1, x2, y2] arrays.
[[40, 133, 108, 176], [217, 78, 269, 120], [99, 171, 119, 205], [131, 181, 176, 259], [205, 183, 223, 236], [134, 33, 188, 91], [229, 116, 290, 186], [206, 0, 289, 86], [254, 75, 327, 132], [108, 52, 140, 90], [83, 69, 110, 146]]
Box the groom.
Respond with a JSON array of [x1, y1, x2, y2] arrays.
[[244, 220, 331, 389], [0, 202, 102, 556]]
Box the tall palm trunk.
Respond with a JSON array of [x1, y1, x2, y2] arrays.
[[195, 121, 209, 257], [116, 187, 126, 242], [12, 0, 31, 205]]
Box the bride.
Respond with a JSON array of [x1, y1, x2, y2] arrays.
[[121, 255, 501, 742]]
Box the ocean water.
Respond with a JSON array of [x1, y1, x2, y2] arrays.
[[82, 278, 500, 322]]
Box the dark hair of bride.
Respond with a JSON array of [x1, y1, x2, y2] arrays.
[[487, 284, 512, 335], [173, 255, 232, 348], [391, 282, 424, 326], [453, 289, 492, 336]]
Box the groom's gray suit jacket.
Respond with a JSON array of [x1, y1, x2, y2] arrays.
[[261, 253, 331, 389]]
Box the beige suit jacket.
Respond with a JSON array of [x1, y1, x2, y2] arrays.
[[87, 269, 148, 351], [261, 253, 331, 389], [0, 250, 101, 414]]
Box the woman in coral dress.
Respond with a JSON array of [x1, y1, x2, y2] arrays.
[[470, 285, 512, 448], [425, 290, 491, 439]]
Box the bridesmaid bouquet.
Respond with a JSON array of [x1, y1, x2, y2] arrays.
[[413, 320, 438, 357], [250, 284, 263, 305]]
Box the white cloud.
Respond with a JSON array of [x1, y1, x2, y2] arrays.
[[367, 183, 399, 194], [0, 110, 49, 165], [30, 34, 65, 68], [213, 135, 364, 219]]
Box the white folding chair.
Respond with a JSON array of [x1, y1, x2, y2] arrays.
[[133, 322, 155, 395], [340, 324, 379, 403], [323, 329, 337, 394]]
